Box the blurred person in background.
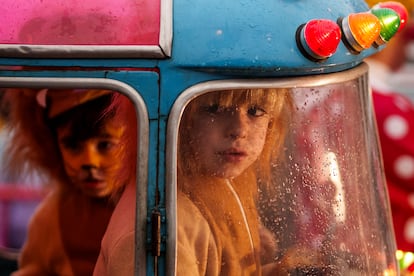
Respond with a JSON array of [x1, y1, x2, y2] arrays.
[[365, 0, 414, 272]]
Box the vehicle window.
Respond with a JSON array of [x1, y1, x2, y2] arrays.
[[172, 80, 397, 275], [0, 0, 171, 58], [0, 0, 160, 46], [0, 87, 141, 276]]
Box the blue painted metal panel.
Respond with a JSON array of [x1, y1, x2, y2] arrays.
[[170, 0, 378, 76]]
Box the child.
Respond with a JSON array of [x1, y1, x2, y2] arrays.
[[177, 88, 292, 275], [2, 88, 135, 275]]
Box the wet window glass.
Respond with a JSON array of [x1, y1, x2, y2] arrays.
[[175, 80, 397, 275], [0, 0, 160, 46], [0, 88, 138, 275]]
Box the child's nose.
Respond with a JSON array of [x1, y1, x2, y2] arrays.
[[227, 110, 248, 139], [80, 143, 100, 169]]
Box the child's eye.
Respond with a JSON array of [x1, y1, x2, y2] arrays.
[[203, 104, 223, 114], [61, 139, 81, 152], [97, 140, 115, 152], [248, 106, 267, 117]]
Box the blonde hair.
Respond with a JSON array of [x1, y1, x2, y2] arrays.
[[178, 88, 293, 189]]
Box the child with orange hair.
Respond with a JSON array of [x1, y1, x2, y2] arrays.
[[2, 88, 135, 275]]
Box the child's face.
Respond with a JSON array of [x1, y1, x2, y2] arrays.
[[189, 99, 270, 179], [56, 117, 125, 198]]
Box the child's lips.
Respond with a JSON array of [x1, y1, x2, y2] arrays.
[[82, 178, 105, 188], [219, 149, 247, 162]]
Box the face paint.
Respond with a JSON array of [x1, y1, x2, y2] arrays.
[[56, 117, 125, 198]]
